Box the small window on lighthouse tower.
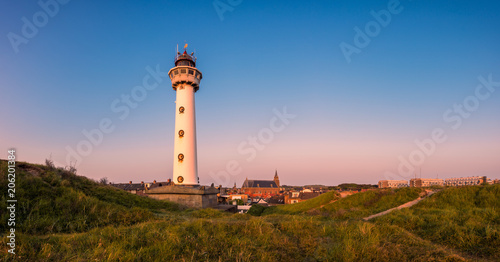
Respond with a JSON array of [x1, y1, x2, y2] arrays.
[[178, 153, 184, 161], [178, 130, 184, 137], [188, 70, 194, 75], [179, 106, 185, 114]]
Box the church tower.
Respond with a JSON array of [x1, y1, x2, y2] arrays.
[[168, 45, 202, 185], [274, 170, 280, 188]]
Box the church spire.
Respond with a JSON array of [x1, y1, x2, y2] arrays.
[[273, 170, 280, 188]]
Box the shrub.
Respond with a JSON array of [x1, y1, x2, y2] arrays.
[[247, 204, 268, 216]]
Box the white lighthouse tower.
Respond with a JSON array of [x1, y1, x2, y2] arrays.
[[147, 46, 218, 208], [168, 45, 202, 186]]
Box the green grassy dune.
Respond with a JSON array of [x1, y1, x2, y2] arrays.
[[260, 190, 340, 215], [374, 185, 500, 260], [320, 187, 423, 220], [0, 160, 179, 235], [1, 160, 498, 261]]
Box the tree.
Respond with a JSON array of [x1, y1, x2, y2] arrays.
[[99, 177, 109, 185]]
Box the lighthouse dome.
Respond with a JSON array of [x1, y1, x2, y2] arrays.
[[175, 50, 196, 67]]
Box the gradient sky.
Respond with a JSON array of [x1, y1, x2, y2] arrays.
[[1, 0, 499, 186]]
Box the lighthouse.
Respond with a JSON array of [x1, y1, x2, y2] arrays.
[[168, 45, 202, 186], [146, 45, 217, 208]]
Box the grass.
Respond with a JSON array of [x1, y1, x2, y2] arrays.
[[320, 187, 423, 220], [1, 159, 496, 261], [0, 160, 179, 235], [3, 215, 464, 261], [259, 187, 423, 220], [373, 184, 500, 260], [260, 190, 340, 215]]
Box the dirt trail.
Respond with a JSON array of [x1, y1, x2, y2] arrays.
[[363, 190, 438, 221], [316, 191, 356, 209], [363, 189, 489, 261], [317, 199, 338, 209]]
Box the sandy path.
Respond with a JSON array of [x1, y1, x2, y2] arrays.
[[363, 190, 438, 221]]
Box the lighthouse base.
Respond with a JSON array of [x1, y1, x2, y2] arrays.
[[146, 184, 219, 209]]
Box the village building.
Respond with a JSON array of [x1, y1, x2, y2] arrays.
[[241, 171, 281, 198], [110, 180, 174, 196], [444, 176, 489, 186], [284, 191, 321, 204], [268, 195, 285, 205], [110, 181, 147, 196], [378, 180, 408, 188], [219, 194, 249, 205], [409, 178, 444, 187]]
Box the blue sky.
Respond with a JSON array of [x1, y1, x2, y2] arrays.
[[1, 0, 499, 186]]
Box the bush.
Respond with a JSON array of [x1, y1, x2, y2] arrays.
[[247, 204, 268, 216]]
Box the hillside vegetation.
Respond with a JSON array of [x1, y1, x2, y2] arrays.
[[260, 190, 340, 215], [0, 160, 179, 235], [1, 159, 498, 261], [374, 185, 500, 260], [320, 187, 423, 220], [8, 215, 463, 261], [259, 187, 423, 219]]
